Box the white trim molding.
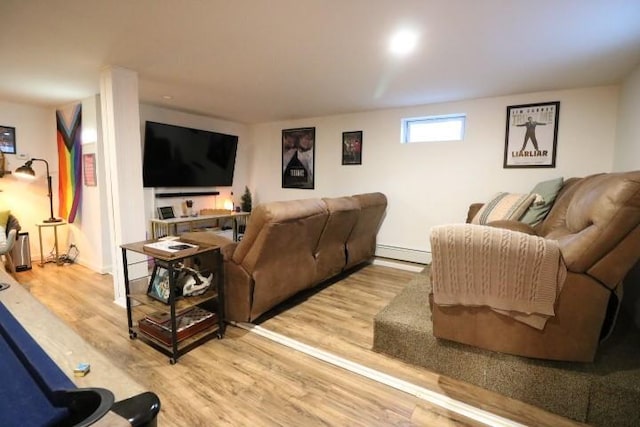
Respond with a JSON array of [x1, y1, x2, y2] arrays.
[[375, 244, 431, 264], [233, 322, 524, 427]]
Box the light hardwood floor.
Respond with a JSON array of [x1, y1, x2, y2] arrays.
[[16, 262, 584, 427]]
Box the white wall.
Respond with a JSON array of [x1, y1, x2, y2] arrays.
[[249, 86, 619, 260], [0, 100, 61, 264], [613, 62, 640, 171], [138, 104, 250, 236], [63, 95, 112, 273], [0, 84, 622, 267]]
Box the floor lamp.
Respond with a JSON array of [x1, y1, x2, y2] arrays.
[[15, 158, 62, 223]]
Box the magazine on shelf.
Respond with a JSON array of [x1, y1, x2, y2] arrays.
[[145, 307, 216, 332], [142, 240, 199, 257], [138, 307, 218, 346]]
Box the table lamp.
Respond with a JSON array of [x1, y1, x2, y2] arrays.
[[15, 158, 62, 223]]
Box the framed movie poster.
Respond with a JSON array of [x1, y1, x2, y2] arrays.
[[0, 126, 16, 154], [342, 131, 362, 165], [282, 127, 315, 189], [504, 101, 559, 168]]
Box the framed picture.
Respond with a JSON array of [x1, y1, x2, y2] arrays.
[[504, 101, 560, 168], [157, 206, 175, 220], [282, 127, 315, 189], [83, 153, 96, 187], [147, 265, 171, 304], [0, 126, 16, 154], [342, 131, 362, 165]]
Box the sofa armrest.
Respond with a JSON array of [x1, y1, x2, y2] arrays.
[[220, 242, 238, 261], [486, 220, 538, 235], [180, 231, 236, 260]]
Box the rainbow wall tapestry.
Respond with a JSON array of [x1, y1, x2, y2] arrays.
[[56, 104, 82, 223]]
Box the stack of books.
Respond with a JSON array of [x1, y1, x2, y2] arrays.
[[142, 240, 199, 258], [138, 307, 217, 346]]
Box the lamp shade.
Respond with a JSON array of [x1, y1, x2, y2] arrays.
[[15, 158, 61, 223], [14, 161, 36, 178]]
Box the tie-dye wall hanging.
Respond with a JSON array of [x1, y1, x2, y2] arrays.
[[56, 104, 82, 223]]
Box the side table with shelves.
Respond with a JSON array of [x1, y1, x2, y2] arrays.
[[120, 239, 225, 364]]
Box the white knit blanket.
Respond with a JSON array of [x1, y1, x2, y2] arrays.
[[430, 224, 566, 329]]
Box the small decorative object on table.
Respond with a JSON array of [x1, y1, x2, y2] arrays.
[[185, 199, 194, 217], [147, 266, 172, 303], [241, 186, 252, 212], [157, 206, 175, 220]]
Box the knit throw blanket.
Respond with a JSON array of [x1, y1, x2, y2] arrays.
[[430, 224, 567, 329]]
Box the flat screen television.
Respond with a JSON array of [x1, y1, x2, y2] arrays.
[[142, 121, 238, 188]]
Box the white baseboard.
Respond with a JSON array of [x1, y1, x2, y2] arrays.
[[74, 257, 112, 275], [375, 244, 431, 264], [373, 258, 425, 272]]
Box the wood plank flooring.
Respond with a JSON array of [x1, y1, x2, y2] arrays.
[[15, 262, 585, 427]]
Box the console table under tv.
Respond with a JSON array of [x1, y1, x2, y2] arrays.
[[150, 211, 251, 241]]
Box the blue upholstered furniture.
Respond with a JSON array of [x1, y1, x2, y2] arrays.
[[0, 302, 160, 426]]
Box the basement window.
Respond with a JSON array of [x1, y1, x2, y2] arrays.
[[401, 114, 466, 143]]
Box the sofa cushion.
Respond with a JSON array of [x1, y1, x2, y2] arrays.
[[471, 193, 536, 225], [314, 197, 360, 283], [520, 177, 564, 226], [345, 193, 388, 269]]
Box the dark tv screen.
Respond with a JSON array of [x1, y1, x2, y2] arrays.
[[142, 121, 238, 188]]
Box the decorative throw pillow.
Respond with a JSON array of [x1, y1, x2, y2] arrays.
[[472, 192, 537, 225], [0, 210, 10, 229], [520, 177, 564, 226]]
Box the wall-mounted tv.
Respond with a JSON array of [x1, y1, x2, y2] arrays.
[[142, 121, 238, 188]]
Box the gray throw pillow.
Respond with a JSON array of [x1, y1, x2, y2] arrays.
[[520, 177, 564, 226]]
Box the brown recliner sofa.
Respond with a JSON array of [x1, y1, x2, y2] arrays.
[[430, 171, 640, 362], [182, 193, 387, 322]]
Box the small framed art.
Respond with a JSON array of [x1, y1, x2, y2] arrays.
[[0, 126, 16, 154], [83, 154, 97, 187], [147, 265, 171, 303], [342, 131, 362, 165], [157, 206, 176, 220], [504, 101, 559, 168]]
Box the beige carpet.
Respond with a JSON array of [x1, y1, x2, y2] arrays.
[[373, 267, 640, 426]]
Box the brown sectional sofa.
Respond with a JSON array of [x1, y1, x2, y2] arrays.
[[182, 192, 387, 322], [431, 171, 640, 362]]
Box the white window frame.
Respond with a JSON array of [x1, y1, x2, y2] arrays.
[[401, 113, 466, 144]]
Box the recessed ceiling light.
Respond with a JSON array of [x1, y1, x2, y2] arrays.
[[162, 95, 173, 100], [389, 29, 418, 56]]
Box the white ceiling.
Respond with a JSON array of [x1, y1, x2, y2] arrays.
[[1, 0, 640, 124]]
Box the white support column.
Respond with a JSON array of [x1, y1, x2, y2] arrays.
[[99, 67, 147, 306]]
